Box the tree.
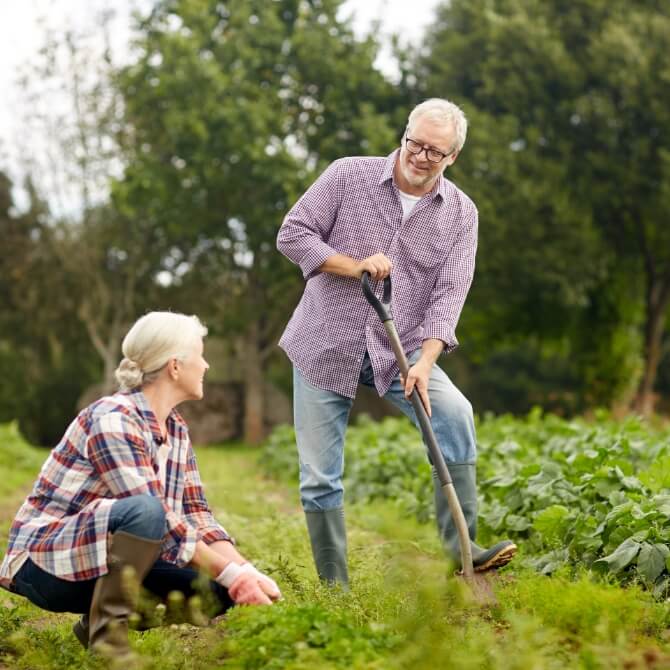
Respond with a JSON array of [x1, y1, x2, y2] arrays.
[[114, 0, 399, 442], [414, 0, 670, 413], [0, 171, 101, 443], [15, 13, 167, 391]]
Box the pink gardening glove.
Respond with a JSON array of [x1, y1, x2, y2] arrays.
[[240, 563, 281, 602], [228, 571, 273, 605]]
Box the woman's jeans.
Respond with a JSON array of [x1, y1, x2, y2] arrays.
[[294, 350, 477, 512], [10, 495, 233, 615]]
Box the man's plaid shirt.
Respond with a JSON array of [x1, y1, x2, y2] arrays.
[[277, 149, 478, 398], [0, 390, 230, 587]]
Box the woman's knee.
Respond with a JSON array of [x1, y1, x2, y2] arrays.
[[109, 495, 166, 540]]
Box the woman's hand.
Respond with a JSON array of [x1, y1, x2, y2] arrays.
[[227, 571, 273, 605], [215, 561, 281, 605], [241, 564, 281, 601]]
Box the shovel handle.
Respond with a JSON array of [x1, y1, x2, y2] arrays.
[[361, 271, 392, 322], [361, 272, 449, 480], [361, 271, 475, 578]]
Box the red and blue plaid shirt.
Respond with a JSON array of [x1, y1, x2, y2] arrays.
[[277, 149, 478, 398], [0, 390, 230, 586]]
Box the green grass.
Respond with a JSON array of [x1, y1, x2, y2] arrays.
[[0, 423, 44, 500], [2, 430, 670, 668]]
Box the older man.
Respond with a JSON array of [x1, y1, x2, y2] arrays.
[[277, 98, 516, 585]]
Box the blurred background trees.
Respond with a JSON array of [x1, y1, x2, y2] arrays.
[[411, 0, 670, 415], [0, 0, 668, 444]]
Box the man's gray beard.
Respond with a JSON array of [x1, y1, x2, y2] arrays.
[[405, 168, 433, 188]]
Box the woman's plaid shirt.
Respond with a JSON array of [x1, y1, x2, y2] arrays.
[[0, 390, 230, 587]]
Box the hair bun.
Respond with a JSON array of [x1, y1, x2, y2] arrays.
[[115, 357, 144, 391]]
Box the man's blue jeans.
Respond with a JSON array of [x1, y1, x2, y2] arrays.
[[10, 495, 233, 615], [294, 350, 477, 512]]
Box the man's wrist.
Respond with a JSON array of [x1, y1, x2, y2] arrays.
[[420, 339, 445, 365], [414, 356, 435, 372]]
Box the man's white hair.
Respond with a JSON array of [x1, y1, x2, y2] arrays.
[[407, 98, 468, 153], [115, 311, 208, 391]]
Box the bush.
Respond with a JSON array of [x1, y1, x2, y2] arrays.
[[260, 411, 670, 591]]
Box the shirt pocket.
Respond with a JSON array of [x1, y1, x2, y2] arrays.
[[399, 200, 462, 271], [328, 199, 394, 259], [398, 227, 457, 273]]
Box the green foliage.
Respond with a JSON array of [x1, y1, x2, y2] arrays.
[[261, 411, 670, 591], [0, 422, 44, 500], [5, 437, 670, 668], [210, 602, 397, 669], [496, 569, 669, 643], [413, 0, 670, 410], [113, 0, 397, 329], [0, 174, 102, 443], [112, 0, 400, 441]]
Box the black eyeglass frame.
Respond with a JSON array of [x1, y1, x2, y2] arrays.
[[403, 128, 454, 163]]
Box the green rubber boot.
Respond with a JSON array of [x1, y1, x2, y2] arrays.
[[433, 464, 517, 572], [305, 508, 349, 587], [87, 531, 163, 659]]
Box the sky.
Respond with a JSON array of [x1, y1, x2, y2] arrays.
[[0, 0, 440, 210]]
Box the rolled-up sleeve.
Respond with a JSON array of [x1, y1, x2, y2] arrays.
[[423, 203, 478, 353], [277, 159, 344, 280], [182, 446, 232, 545], [86, 413, 198, 567]]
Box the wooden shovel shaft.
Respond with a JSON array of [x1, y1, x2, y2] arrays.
[[383, 319, 475, 579]]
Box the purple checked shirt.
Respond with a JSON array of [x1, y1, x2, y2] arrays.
[[277, 149, 478, 398]]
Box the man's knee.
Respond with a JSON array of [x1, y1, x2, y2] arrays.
[[457, 396, 474, 425], [433, 387, 473, 425]]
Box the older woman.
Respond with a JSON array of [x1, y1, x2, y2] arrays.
[[0, 311, 280, 660]]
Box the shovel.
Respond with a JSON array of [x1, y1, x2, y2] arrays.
[[362, 271, 495, 601]]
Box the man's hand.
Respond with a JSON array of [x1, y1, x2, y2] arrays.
[[401, 359, 432, 417], [355, 253, 392, 280]]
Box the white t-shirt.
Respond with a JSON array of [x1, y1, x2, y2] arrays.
[[156, 441, 170, 488], [398, 189, 421, 222]]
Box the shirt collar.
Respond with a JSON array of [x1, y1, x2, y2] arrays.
[[379, 148, 448, 201]]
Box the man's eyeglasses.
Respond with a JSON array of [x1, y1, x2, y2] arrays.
[[404, 130, 453, 163]]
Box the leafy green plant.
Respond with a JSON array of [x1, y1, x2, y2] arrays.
[[260, 411, 670, 591]]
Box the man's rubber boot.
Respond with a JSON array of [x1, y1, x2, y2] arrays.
[[305, 508, 349, 587], [433, 464, 517, 572], [86, 530, 163, 659]]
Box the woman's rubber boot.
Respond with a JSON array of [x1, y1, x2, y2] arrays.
[[305, 508, 349, 587], [73, 614, 90, 649], [433, 464, 517, 572], [87, 530, 163, 660]]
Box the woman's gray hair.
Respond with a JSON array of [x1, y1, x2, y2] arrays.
[[407, 98, 468, 153], [115, 311, 208, 392]]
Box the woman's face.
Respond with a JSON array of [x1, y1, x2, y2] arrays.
[[175, 338, 209, 401]]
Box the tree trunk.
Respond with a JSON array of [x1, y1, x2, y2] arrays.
[[632, 279, 670, 415], [242, 320, 266, 444], [102, 347, 118, 395]]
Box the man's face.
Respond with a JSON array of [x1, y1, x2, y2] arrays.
[[397, 116, 458, 191]]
